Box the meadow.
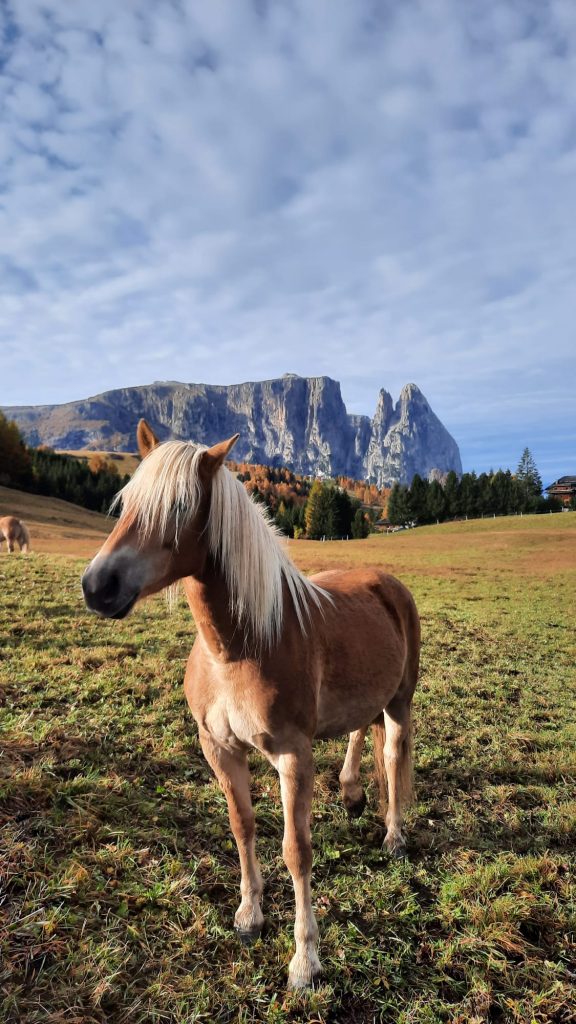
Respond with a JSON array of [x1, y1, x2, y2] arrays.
[[1, 493, 575, 1023]]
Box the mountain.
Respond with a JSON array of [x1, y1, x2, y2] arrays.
[[2, 374, 462, 487]]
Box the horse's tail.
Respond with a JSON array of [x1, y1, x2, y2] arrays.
[[19, 520, 31, 552]]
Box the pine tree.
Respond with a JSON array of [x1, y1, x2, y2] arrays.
[[490, 470, 507, 516], [387, 483, 411, 526], [408, 474, 428, 523], [351, 507, 369, 538], [333, 488, 355, 537], [274, 500, 293, 536], [305, 480, 323, 537], [457, 472, 479, 518], [443, 471, 459, 519], [516, 448, 542, 511], [305, 481, 339, 539], [477, 473, 493, 515], [427, 480, 446, 523]]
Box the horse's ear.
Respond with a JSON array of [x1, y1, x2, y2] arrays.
[[137, 419, 160, 459], [201, 434, 240, 477]]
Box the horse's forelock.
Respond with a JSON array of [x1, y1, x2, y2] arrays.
[[114, 441, 206, 542], [114, 439, 327, 647]]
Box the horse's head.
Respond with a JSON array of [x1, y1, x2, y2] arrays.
[[81, 419, 239, 618]]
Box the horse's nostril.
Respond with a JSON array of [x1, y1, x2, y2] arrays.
[[100, 571, 121, 604]]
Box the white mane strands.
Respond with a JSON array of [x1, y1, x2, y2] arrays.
[[115, 441, 326, 647]]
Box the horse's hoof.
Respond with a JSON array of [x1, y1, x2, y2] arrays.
[[345, 789, 366, 819], [287, 975, 320, 991], [390, 843, 407, 860], [287, 967, 322, 990], [384, 830, 407, 859], [287, 952, 322, 989], [235, 924, 262, 946], [385, 839, 407, 860]]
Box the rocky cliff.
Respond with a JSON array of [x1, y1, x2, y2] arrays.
[[3, 374, 462, 486]]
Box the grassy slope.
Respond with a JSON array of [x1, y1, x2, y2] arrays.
[[0, 506, 575, 1023], [57, 451, 142, 477], [0, 485, 109, 559]]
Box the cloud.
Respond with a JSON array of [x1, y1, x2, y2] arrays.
[[0, 0, 575, 479]]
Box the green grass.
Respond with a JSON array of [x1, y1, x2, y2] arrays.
[[1, 524, 575, 1023]]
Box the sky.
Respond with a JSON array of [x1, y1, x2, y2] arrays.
[[1, 0, 575, 483]]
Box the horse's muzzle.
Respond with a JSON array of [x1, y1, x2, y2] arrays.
[[82, 560, 141, 619]]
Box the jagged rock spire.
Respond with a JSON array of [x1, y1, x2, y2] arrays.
[[2, 375, 462, 487]]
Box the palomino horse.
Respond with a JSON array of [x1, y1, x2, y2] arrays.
[[82, 420, 420, 989], [0, 516, 30, 553]]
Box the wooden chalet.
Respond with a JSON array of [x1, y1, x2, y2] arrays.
[[545, 476, 576, 506]]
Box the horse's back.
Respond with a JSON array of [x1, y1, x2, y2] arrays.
[[313, 566, 417, 621]]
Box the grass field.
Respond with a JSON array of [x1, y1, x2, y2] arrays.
[[1, 496, 575, 1023]]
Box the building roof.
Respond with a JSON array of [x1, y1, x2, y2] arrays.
[[545, 476, 576, 489]]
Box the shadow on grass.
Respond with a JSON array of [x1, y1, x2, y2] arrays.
[[2, 729, 574, 1024], [2, 728, 573, 853]]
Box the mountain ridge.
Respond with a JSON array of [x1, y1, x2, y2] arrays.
[[2, 374, 462, 487]]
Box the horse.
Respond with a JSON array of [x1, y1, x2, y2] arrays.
[[81, 419, 420, 989], [0, 516, 31, 553]]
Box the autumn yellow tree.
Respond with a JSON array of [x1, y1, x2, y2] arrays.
[[0, 412, 31, 486]]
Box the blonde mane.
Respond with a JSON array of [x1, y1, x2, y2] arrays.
[[114, 441, 327, 648]]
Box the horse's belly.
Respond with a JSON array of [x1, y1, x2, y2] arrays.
[[314, 693, 385, 740], [314, 649, 406, 739]]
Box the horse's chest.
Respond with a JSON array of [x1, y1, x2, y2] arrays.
[[201, 689, 268, 751]]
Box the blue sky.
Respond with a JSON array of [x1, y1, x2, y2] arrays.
[[1, 0, 575, 483]]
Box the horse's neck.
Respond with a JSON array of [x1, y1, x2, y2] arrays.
[[182, 555, 255, 660]]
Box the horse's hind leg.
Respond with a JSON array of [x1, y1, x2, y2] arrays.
[[339, 728, 367, 817], [382, 695, 413, 857], [198, 731, 264, 942]]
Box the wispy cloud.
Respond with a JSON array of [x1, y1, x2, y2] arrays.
[[1, 0, 575, 478]]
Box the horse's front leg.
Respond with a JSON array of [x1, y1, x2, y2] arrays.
[[275, 740, 321, 989], [198, 731, 264, 941]]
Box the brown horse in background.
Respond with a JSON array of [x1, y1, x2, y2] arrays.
[[82, 419, 420, 989], [0, 516, 31, 553]]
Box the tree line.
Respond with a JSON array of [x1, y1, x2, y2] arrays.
[[246, 476, 370, 539], [229, 459, 375, 538], [0, 412, 129, 513], [387, 449, 557, 526]]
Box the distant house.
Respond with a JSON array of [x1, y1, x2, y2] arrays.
[[373, 516, 389, 532], [545, 476, 576, 506]]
